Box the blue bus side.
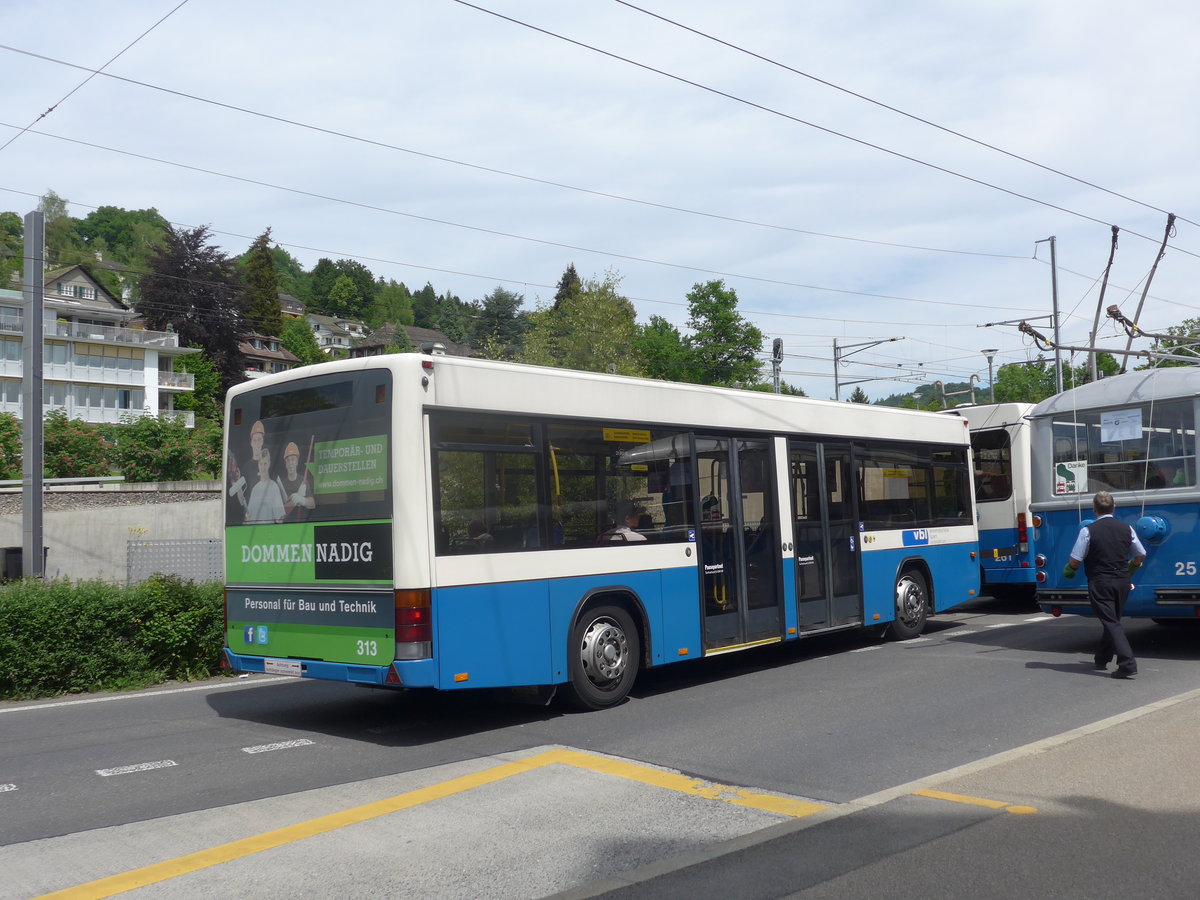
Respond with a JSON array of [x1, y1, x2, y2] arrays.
[[226, 543, 978, 688]]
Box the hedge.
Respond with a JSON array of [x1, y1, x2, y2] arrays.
[[0, 575, 225, 700]]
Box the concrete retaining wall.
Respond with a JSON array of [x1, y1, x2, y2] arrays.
[[0, 482, 222, 583]]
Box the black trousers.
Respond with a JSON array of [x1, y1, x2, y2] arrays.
[[1089, 577, 1136, 674]]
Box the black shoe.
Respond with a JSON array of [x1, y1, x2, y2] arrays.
[[1111, 669, 1137, 680], [1093, 657, 1110, 670]]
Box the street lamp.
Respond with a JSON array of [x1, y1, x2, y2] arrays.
[[981, 349, 998, 403]]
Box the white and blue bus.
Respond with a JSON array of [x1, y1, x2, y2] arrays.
[[944, 403, 1037, 599], [1032, 367, 1200, 621], [222, 354, 980, 709]]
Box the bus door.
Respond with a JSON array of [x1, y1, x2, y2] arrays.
[[695, 436, 783, 650], [789, 441, 862, 631]]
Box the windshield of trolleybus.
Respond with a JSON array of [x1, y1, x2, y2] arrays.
[[225, 370, 393, 585]]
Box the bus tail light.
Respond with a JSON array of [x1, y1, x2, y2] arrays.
[[1050, 606, 1062, 617], [1016, 513, 1029, 552], [1035, 554, 1046, 567], [395, 588, 432, 660], [1036, 570, 1047, 583], [1032, 515, 1042, 528]]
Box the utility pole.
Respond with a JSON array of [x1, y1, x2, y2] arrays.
[[1035, 237, 1063, 394], [22, 210, 45, 579], [771, 338, 782, 394]]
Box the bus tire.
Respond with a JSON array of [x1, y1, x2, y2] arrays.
[[890, 569, 929, 641], [563, 605, 640, 710]]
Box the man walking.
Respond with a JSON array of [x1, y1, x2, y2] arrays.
[[1063, 491, 1147, 679]]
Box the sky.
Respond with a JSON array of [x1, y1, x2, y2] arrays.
[[3, 0, 1200, 400]]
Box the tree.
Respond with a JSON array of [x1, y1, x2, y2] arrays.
[[553, 263, 581, 308], [848, 386, 870, 403], [0, 412, 20, 479], [136, 224, 247, 394], [683, 280, 764, 387], [326, 274, 362, 319], [633, 316, 691, 382], [365, 279, 413, 329], [281, 316, 326, 367], [0, 212, 21, 287], [242, 228, 283, 336], [110, 414, 198, 482], [520, 272, 640, 374], [172, 352, 224, 422], [39, 189, 81, 268], [471, 286, 526, 356], [411, 282, 438, 328], [309, 258, 338, 312], [43, 411, 110, 478]]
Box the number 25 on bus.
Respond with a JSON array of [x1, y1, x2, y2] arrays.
[[222, 355, 980, 709]]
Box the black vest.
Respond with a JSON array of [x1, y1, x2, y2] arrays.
[[1084, 516, 1132, 581]]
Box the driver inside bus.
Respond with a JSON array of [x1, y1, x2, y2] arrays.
[[1146, 459, 1183, 490]]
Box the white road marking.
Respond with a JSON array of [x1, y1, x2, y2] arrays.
[[242, 739, 315, 754], [0, 783, 17, 793], [850, 645, 882, 653], [986, 622, 1017, 628], [96, 760, 178, 777], [901, 637, 932, 644], [1025, 615, 1056, 622], [0, 677, 295, 715]]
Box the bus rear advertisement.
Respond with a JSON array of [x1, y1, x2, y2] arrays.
[[222, 355, 980, 708]]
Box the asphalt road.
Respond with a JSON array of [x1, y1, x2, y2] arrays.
[[3, 596, 1199, 898]]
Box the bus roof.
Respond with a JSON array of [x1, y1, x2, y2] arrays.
[[229, 354, 969, 445], [941, 402, 1035, 430], [1029, 367, 1200, 419]]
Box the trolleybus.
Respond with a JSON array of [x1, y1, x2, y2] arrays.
[[222, 354, 980, 708], [1032, 367, 1200, 621]]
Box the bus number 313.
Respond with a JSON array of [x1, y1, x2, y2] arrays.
[[356, 640, 379, 656]]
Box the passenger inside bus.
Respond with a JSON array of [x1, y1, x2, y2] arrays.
[[1146, 459, 1184, 489], [598, 504, 649, 543]]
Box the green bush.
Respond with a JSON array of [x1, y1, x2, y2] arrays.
[[0, 575, 225, 700]]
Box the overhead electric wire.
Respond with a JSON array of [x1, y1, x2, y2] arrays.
[[452, 0, 1200, 258], [0, 129, 1046, 315], [0, 1, 190, 156], [0, 42, 1026, 262], [612, 0, 1197, 231]]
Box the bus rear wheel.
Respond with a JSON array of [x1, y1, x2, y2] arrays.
[[563, 605, 640, 710], [890, 570, 929, 640]]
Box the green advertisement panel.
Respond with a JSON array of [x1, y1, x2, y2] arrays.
[[226, 519, 392, 585], [312, 435, 388, 494], [227, 587, 395, 665]]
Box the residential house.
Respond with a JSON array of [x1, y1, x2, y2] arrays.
[[279, 293, 305, 319], [0, 266, 199, 426], [241, 333, 301, 379], [307, 314, 351, 355], [349, 323, 474, 358]]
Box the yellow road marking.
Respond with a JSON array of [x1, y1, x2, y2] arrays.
[[36, 749, 826, 899], [913, 788, 1037, 815]]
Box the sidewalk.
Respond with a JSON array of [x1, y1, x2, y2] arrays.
[[556, 685, 1200, 900]]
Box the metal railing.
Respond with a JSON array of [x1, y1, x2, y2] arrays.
[[0, 318, 179, 348]]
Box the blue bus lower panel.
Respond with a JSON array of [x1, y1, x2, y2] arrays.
[[223, 652, 437, 687], [1035, 502, 1200, 618], [860, 543, 980, 623], [978, 526, 1037, 587]]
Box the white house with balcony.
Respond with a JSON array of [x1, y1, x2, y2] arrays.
[[307, 313, 369, 355], [0, 265, 199, 427]]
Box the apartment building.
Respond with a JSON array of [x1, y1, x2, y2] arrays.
[[0, 266, 199, 427]]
